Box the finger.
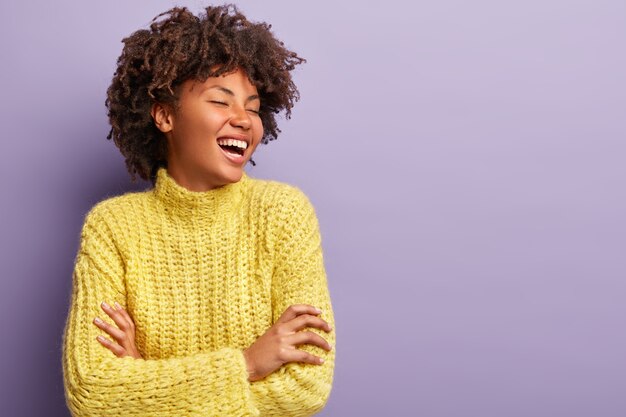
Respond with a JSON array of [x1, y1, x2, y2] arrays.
[[96, 335, 126, 357], [287, 330, 333, 352], [276, 304, 322, 324], [93, 317, 126, 341], [288, 314, 332, 333], [100, 301, 130, 330], [281, 345, 326, 365], [114, 302, 136, 330]]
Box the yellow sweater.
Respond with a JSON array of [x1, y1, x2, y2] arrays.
[[61, 166, 336, 417]]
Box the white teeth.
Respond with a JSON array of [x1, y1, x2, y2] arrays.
[[217, 138, 248, 150]]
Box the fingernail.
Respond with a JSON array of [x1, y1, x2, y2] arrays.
[[101, 301, 110, 309], [94, 317, 103, 324], [97, 335, 106, 343], [319, 358, 325, 364], [114, 302, 122, 310], [316, 308, 323, 314]]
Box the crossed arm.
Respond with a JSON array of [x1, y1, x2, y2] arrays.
[[62, 190, 336, 417]]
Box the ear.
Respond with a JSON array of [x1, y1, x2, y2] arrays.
[[150, 102, 174, 133]]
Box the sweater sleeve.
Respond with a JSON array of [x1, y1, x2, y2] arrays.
[[249, 187, 336, 417], [61, 205, 261, 417]]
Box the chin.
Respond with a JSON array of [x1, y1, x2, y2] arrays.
[[219, 166, 244, 182]]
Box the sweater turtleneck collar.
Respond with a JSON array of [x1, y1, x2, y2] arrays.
[[153, 166, 249, 217]]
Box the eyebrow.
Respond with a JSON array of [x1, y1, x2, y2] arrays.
[[204, 85, 260, 103]]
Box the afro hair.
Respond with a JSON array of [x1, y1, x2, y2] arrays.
[[105, 4, 306, 184]]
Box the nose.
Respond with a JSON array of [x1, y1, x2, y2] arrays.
[[229, 105, 252, 130]]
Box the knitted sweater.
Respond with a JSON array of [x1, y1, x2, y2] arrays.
[[61, 166, 336, 417]]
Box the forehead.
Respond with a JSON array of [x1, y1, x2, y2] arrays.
[[185, 68, 258, 96]]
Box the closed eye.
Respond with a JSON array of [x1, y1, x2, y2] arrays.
[[210, 100, 260, 115]]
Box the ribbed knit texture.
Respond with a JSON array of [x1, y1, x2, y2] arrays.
[[61, 166, 336, 417]]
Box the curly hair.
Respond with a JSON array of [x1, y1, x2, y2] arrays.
[[105, 4, 306, 185]]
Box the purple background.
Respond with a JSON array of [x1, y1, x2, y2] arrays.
[[1, 1, 625, 416]]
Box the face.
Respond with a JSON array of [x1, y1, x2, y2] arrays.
[[150, 67, 263, 191]]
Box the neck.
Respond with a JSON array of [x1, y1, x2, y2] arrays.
[[152, 166, 249, 219]]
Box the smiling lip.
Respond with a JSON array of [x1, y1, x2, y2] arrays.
[[216, 134, 248, 165], [219, 144, 246, 165]]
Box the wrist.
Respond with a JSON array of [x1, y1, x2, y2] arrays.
[[242, 349, 256, 381]]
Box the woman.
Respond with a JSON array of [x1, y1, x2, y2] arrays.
[[61, 4, 336, 416]]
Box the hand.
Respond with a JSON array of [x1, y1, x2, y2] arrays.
[[93, 301, 143, 359], [243, 304, 333, 382]]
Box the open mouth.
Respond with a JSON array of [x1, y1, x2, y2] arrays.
[[216, 137, 248, 158], [217, 143, 245, 157]]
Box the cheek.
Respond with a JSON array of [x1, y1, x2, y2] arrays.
[[202, 111, 228, 130], [253, 118, 264, 141], [177, 109, 224, 138]]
